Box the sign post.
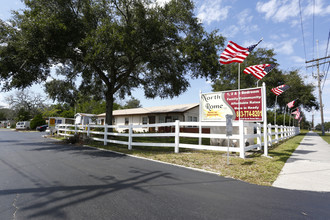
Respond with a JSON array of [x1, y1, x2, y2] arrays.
[[226, 114, 233, 165]]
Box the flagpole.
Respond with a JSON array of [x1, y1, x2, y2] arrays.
[[257, 80, 259, 87], [283, 105, 287, 126], [289, 109, 291, 127], [274, 96, 277, 125], [238, 63, 240, 121]]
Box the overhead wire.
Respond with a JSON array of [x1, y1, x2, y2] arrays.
[[322, 63, 329, 91], [312, 0, 315, 59], [321, 29, 330, 91], [299, 0, 307, 69]]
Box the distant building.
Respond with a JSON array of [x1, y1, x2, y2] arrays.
[[96, 103, 199, 132], [0, 120, 14, 128], [74, 113, 97, 126]]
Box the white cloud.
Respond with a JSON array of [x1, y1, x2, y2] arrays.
[[261, 38, 298, 55], [221, 9, 259, 38], [221, 25, 240, 38], [238, 9, 252, 25], [276, 39, 298, 55], [256, 0, 299, 22], [256, 0, 278, 20], [197, 0, 231, 25], [322, 80, 330, 94], [291, 55, 305, 63], [304, 0, 330, 16], [290, 19, 300, 27], [257, 0, 330, 23]]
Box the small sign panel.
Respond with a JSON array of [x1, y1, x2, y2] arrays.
[[49, 118, 56, 127], [225, 114, 233, 137]]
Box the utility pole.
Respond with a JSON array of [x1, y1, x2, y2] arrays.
[[306, 41, 330, 136]]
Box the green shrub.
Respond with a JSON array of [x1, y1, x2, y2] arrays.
[[30, 114, 46, 129]]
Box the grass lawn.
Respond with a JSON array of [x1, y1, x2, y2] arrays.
[[59, 130, 308, 186], [315, 131, 330, 144]]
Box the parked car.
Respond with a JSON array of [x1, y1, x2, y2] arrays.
[[16, 121, 30, 130], [36, 125, 48, 132]]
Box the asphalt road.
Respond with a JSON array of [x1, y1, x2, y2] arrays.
[[0, 129, 329, 220]]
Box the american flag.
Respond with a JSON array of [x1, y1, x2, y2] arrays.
[[295, 108, 301, 119], [219, 39, 262, 64], [287, 99, 296, 108], [271, 84, 290, 96], [243, 64, 276, 80]]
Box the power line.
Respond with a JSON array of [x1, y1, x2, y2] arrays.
[[312, 0, 315, 59], [321, 30, 330, 90], [322, 62, 329, 90], [299, 0, 307, 67], [322, 30, 330, 72]]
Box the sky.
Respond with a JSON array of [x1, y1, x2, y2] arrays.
[[0, 0, 329, 126]]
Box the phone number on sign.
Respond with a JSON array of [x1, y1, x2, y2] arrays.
[[236, 110, 262, 118]]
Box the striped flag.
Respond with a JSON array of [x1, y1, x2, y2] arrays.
[[219, 39, 262, 64], [294, 108, 301, 119], [243, 64, 276, 80], [295, 110, 301, 119], [287, 99, 297, 108], [271, 84, 290, 96], [292, 110, 298, 115]]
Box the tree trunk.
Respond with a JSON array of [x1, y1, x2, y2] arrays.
[[105, 89, 114, 126]]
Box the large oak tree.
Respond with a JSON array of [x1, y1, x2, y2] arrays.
[[0, 0, 224, 124]]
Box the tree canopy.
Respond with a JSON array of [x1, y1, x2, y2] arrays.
[[5, 90, 46, 119], [123, 97, 141, 109], [212, 48, 318, 113], [0, 0, 224, 125]]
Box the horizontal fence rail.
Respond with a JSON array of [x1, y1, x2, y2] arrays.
[[56, 120, 300, 159]]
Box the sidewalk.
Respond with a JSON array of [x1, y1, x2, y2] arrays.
[[273, 131, 330, 192]]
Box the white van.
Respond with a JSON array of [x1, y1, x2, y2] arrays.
[[16, 121, 30, 130]]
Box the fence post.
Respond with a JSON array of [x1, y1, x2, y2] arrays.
[[262, 82, 268, 157], [285, 126, 288, 138], [239, 120, 245, 159], [268, 124, 272, 146], [275, 125, 279, 143], [87, 124, 90, 137], [280, 125, 283, 140], [65, 125, 67, 137], [175, 120, 180, 153], [56, 125, 60, 137], [257, 123, 261, 150], [128, 124, 133, 150], [198, 120, 202, 145], [104, 124, 107, 146], [75, 124, 77, 134]]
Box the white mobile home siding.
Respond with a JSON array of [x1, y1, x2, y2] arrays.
[[96, 104, 199, 133]]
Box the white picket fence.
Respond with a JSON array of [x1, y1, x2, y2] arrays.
[[57, 121, 300, 159]]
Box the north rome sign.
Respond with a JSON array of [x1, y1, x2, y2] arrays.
[[200, 87, 263, 121]]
